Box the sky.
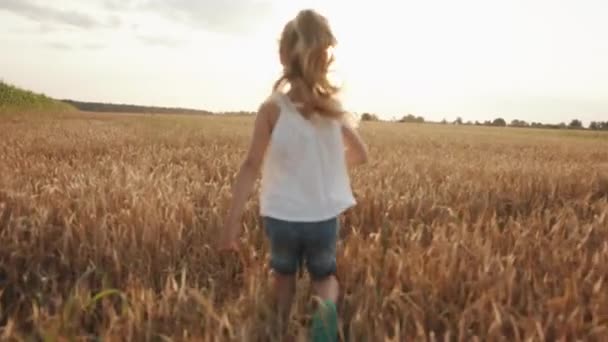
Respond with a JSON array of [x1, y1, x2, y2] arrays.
[[0, 0, 607, 124]]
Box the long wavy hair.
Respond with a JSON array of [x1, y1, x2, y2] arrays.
[[273, 9, 346, 121]]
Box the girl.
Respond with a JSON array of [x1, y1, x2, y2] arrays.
[[219, 9, 368, 340]]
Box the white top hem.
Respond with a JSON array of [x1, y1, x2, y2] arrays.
[[260, 202, 356, 222]]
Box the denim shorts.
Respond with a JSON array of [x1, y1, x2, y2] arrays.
[[263, 216, 339, 280]]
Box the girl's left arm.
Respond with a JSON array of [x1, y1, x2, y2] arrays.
[[218, 101, 277, 251]]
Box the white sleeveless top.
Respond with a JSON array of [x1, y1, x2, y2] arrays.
[[259, 92, 356, 222]]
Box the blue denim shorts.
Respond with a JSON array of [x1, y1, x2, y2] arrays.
[[263, 216, 338, 280]]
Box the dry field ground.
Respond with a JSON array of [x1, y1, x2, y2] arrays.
[[1, 111, 607, 341]]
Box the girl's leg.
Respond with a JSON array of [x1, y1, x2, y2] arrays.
[[273, 272, 296, 331], [263, 217, 301, 337], [311, 276, 339, 342], [304, 218, 340, 341], [312, 275, 339, 303]]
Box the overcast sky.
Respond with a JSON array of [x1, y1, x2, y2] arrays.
[[1, 0, 606, 123]]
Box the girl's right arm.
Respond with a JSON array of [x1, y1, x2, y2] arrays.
[[341, 123, 369, 166], [218, 100, 277, 251]]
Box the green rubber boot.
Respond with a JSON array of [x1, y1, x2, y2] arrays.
[[311, 299, 338, 342]]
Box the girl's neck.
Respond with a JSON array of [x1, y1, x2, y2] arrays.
[[286, 85, 306, 103], [285, 86, 315, 118]]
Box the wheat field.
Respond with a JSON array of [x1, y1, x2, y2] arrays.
[[0, 111, 607, 341]]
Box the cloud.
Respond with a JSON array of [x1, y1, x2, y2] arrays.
[[82, 43, 105, 50], [7, 22, 62, 34], [0, 0, 121, 30], [140, 0, 274, 34], [107, 15, 121, 27], [103, 0, 138, 11], [47, 42, 72, 50], [137, 35, 184, 48], [45, 42, 105, 51]]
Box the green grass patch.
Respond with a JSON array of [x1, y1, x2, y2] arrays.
[[0, 81, 75, 114]]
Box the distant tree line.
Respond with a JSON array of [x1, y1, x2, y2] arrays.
[[54, 99, 608, 130], [589, 121, 608, 130], [360, 113, 425, 123], [360, 113, 380, 121], [61, 100, 214, 116], [504, 118, 606, 130], [464, 118, 605, 130], [360, 111, 607, 131], [220, 111, 256, 116], [397, 114, 425, 123]]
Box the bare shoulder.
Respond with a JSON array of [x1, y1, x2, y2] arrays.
[[257, 97, 281, 128]]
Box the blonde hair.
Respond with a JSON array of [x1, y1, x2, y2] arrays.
[[273, 9, 349, 123]]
